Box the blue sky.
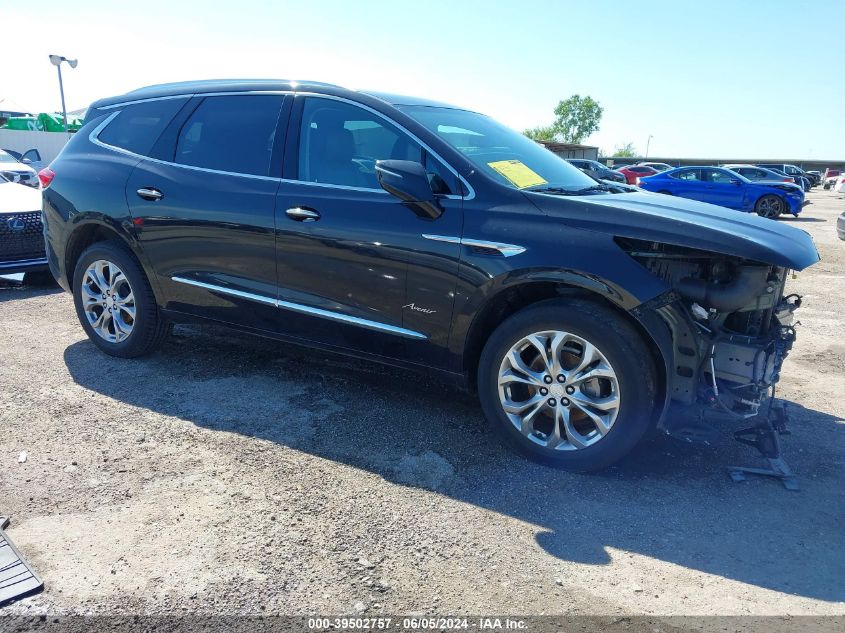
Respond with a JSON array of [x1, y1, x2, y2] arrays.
[[5, 0, 843, 158]]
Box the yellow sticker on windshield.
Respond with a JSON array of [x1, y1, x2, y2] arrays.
[[487, 160, 548, 189]]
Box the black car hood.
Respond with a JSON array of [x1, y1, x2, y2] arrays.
[[527, 190, 819, 270]]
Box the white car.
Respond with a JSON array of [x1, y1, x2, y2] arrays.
[[0, 173, 47, 276], [0, 149, 39, 188], [835, 174, 845, 193]]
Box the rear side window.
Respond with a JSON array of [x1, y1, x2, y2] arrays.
[[98, 98, 186, 156], [175, 95, 284, 177]]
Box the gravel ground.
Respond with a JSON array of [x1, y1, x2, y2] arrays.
[[1, 190, 844, 617]]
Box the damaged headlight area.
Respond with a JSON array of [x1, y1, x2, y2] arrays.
[[617, 238, 802, 419]]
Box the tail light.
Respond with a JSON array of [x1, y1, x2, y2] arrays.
[[38, 167, 55, 189]]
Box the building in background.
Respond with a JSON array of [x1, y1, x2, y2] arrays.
[[538, 141, 599, 161]]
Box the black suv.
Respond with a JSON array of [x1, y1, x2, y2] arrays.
[[43, 80, 819, 471]]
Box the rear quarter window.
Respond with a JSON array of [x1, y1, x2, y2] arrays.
[[97, 98, 188, 156]]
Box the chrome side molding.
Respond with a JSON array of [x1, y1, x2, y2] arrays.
[[422, 234, 526, 257], [171, 276, 427, 340]]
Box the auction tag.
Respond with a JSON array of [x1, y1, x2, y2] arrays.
[[487, 160, 548, 189]]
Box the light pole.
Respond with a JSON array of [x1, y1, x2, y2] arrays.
[[645, 134, 653, 159], [48, 54, 78, 132]]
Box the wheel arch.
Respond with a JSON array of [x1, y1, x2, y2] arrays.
[[460, 278, 670, 423], [753, 191, 788, 215], [64, 217, 162, 302]]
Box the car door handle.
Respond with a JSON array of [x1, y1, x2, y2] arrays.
[[137, 187, 163, 201], [285, 207, 320, 222]]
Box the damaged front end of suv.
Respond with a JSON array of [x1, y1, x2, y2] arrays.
[[619, 238, 814, 488], [622, 239, 800, 418], [530, 189, 820, 485]]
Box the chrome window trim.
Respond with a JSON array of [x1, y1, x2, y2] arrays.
[[422, 234, 525, 257], [89, 89, 474, 198], [89, 109, 282, 182], [279, 178, 389, 195], [97, 94, 195, 110], [98, 90, 295, 110], [171, 276, 427, 340]]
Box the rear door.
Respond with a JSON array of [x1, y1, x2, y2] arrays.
[[125, 93, 290, 331], [670, 168, 705, 199], [272, 95, 464, 365]]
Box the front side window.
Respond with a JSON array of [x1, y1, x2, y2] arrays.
[[297, 97, 453, 193], [98, 98, 187, 156], [175, 95, 284, 177], [399, 105, 595, 191], [708, 169, 737, 184]]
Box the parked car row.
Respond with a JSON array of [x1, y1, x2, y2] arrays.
[[565, 155, 845, 219], [637, 166, 805, 218]]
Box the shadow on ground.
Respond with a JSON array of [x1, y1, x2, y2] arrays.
[[0, 277, 62, 302], [63, 324, 845, 602], [779, 216, 827, 223]]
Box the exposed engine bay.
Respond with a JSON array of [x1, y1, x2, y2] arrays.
[[618, 238, 804, 487]]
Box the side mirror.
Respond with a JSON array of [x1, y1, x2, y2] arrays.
[[21, 158, 32, 165], [375, 160, 442, 219]]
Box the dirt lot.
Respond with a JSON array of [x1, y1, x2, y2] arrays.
[[1, 189, 844, 617]]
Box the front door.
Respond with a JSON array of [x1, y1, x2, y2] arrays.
[[702, 169, 745, 209], [126, 94, 289, 331], [273, 95, 464, 365]]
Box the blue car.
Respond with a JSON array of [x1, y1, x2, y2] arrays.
[[638, 166, 804, 218]]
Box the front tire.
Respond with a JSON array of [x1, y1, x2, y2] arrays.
[[755, 194, 784, 218], [477, 298, 657, 472], [72, 240, 169, 358]]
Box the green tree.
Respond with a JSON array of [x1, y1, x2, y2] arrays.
[[612, 142, 637, 157], [551, 95, 603, 143], [523, 125, 557, 141], [523, 95, 603, 144]]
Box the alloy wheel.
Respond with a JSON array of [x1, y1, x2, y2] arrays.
[[80, 259, 136, 343], [757, 195, 783, 218], [497, 330, 620, 451]]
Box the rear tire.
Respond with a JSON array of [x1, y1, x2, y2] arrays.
[[657, 190, 672, 195], [72, 240, 170, 358], [477, 298, 657, 472]]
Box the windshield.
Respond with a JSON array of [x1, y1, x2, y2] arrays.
[[399, 106, 596, 191], [0, 151, 20, 164]]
